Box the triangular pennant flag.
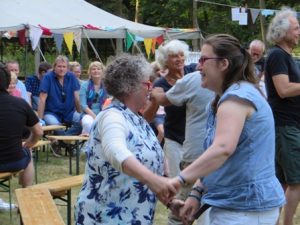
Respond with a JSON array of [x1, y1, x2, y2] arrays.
[[250, 8, 260, 24], [74, 30, 82, 53], [38, 24, 52, 36], [53, 33, 63, 53], [261, 9, 275, 17], [84, 24, 101, 30], [126, 32, 135, 51], [3, 31, 16, 39], [29, 25, 43, 50], [18, 29, 26, 47], [144, 38, 152, 59], [135, 35, 144, 42], [156, 35, 164, 45], [151, 38, 157, 54], [64, 32, 74, 55]]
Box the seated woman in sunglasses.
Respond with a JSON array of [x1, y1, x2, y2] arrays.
[[79, 61, 108, 136]]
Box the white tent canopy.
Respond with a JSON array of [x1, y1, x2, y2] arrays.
[[0, 0, 201, 39]]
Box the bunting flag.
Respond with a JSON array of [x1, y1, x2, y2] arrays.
[[151, 38, 157, 54], [3, 31, 16, 39], [64, 32, 74, 55], [39, 24, 52, 36], [250, 8, 260, 24], [74, 30, 82, 53], [135, 35, 144, 42], [239, 12, 248, 25], [231, 7, 240, 21], [53, 33, 63, 53], [144, 38, 152, 58], [29, 25, 43, 50], [261, 9, 275, 17], [18, 29, 26, 47], [126, 31, 135, 51], [84, 24, 100, 30], [156, 35, 164, 45]]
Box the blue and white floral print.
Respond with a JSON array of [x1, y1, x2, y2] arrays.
[[75, 100, 164, 225]]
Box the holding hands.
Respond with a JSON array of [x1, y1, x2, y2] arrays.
[[156, 176, 205, 225]]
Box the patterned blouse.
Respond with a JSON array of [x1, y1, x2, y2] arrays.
[[75, 100, 164, 225]]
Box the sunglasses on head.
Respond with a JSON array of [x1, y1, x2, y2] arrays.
[[61, 91, 66, 102], [93, 92, 99, 103]]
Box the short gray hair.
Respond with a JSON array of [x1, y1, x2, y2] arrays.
[[267, 7, 297, 44], [155, 39, 189, 69], [104, 54, 152, 98], [249, 39, 265, 52]]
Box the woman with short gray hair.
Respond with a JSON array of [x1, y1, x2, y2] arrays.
[[104, 54, 152, 98], [75, 54, 176, 225]]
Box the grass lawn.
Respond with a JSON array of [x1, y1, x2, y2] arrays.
[[0, 148, 168, 225], [1, 148, 300, 225]]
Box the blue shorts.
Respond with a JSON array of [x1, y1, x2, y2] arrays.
[[0, 148, 31, 172]]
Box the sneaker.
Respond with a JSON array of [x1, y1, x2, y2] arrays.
[[50, 142, 62, 157], [0, 199, 17, 211]]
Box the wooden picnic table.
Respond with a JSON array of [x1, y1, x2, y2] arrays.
[[46, 135, 89, 175]]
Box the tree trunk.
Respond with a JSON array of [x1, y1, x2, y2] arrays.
[[135, 0, 139, 22], [259, 0, 267, 48], [192, 0, 199, 51]]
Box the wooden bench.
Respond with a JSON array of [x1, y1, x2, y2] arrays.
[[29, 174, 84, 225], [15, 188, 65, 225], [0, 171, 22, 219]]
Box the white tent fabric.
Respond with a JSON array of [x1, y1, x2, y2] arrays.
[[0, 0, 201, 39]]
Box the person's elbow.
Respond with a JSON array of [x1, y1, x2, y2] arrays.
[[33, 123, 44, 138], [214, 142, 236, 158], [276, 89, 290, 98]]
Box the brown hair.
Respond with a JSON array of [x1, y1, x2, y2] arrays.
[[204, 34, 258, 113]]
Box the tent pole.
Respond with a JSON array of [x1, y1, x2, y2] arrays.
[[83, 30, 103, 64], [116, 39, 123, 55], [24, 36, 28, 77], [0, 37, 3, 62], [34, 42, 41, 74]]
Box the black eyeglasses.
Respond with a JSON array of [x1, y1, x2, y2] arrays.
[[93, 92, 99, 103], [61, 91, 66, 102]]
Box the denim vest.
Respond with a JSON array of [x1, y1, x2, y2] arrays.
[[202, 82, 285, 211]]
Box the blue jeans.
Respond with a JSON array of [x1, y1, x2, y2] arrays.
[[44, 112, 82, 135]]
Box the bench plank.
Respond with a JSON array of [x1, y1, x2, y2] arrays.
[[16, 188, 65, 225], [29, 174, 84, 194]]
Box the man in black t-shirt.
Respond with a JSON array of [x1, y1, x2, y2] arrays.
[[0, 65, 43, 189], [265, 8, 300, 225]]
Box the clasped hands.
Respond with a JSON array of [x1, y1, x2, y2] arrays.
[[150, 176, 201, 225]]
